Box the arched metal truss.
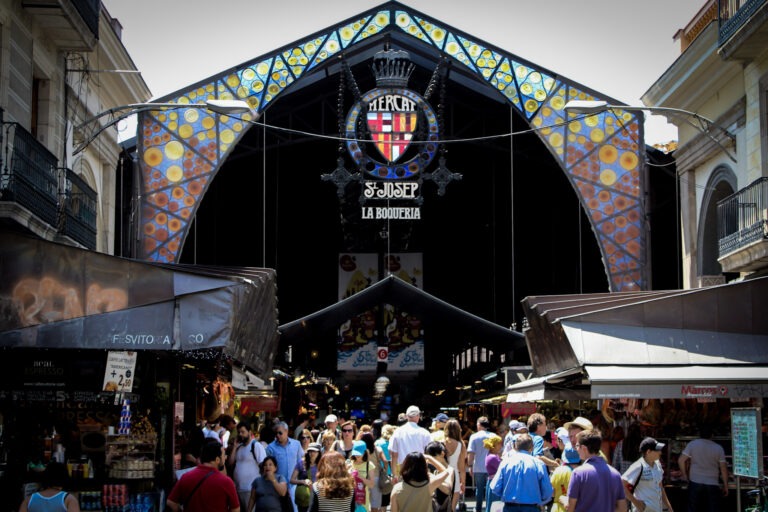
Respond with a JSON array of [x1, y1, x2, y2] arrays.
[[135, 1, 647, 291]]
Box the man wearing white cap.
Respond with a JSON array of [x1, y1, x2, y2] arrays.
[[317, 414, 340, 442], [502, 419, 528, 458], [389, 405, 432, 481]]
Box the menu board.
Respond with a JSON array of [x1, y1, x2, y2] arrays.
[[731, 407, 763, 478]]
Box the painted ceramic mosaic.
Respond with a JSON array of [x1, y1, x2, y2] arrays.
[[136, 2, 646, 291]]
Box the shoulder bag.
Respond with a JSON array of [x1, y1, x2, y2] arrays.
[[377, 452, 393, 494], [182, 470, 215, 509]]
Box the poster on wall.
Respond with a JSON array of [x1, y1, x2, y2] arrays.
[[731, 407, 763, 479], [337, 254, 379, 371], [383, 253, 425, 371], [102, 351, 137, 392]]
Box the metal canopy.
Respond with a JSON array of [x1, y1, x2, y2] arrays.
[[586, 365, 768, 399], [508, 277, 768, 401], [279, 274, 526, 351], [0, 231, 278, 379], [522, 277, 768, 376]]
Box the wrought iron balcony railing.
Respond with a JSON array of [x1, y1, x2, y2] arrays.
[[1, 121, 60, 227], [1, 119, 97, 249], [718, 0, 767, 45], [718, 177, 768, 257], [62, 168, 97, 248]]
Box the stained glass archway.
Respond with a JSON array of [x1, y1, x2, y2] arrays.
[[136, 1, 647, 291]]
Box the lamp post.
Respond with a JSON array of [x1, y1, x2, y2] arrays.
[[73, 98, 252, 155], [563, 100, 736, 163]]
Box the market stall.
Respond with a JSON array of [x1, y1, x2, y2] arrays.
[[0, 231, 279, 510], [508, 278, 768, 509]]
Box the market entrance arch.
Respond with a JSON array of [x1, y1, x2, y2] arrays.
[[135, 1, 647, 292]]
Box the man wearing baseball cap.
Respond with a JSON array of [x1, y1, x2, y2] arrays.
[[621, 437, 672, 512], [317, 414, 340, 442], [389, 405, 432, 480], [502, 419, 528, 457]]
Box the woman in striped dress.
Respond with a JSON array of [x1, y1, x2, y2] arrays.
[[309, 451, 356, 512]]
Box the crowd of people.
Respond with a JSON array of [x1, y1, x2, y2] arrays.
[[164, 407, 729, 512]]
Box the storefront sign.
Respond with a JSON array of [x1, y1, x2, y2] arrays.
[[240, 395, 280, 414], [102, 351, 137, 392], [731, 407, 763, 478], [592, 382, 768, 399]]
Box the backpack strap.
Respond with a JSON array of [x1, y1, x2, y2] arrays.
[[183, 470, 215, 507], [251, 440, 257, 461]]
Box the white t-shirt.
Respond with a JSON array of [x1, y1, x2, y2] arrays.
[[622, 457, 663, 512], [681, 438, 726, 486], [389, 421, 432, 465], [233, 439, 266, 491]]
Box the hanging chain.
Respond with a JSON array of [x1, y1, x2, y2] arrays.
[[337, 58, 347, 156], [438, 60, 448, 159]]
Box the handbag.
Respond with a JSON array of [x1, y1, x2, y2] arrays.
[[378, 458, 393, 494], [295, 484, 311, 508], [280, 491, 294, 512]]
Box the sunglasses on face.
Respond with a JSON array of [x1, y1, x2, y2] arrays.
[[276, 431, 286, 436], [301, 436, 311, 440], [342, 429, 354, 433]]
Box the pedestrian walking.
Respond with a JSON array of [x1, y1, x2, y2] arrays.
[[291, 442, 321, 512], [389, 452, 451, 512], [248, 455, 289, 512], [268, 421, 305, 512], [566, 429, 626, 512], [228, 420, 267, 510], [167, 438, 240, 512], [389, 405, 432, 480], [309, 451, 355, 512], [482, 434, 503, 512], [467, 416, 493, 512], [622, 437, 673, 512], [18, 461, 80, 512], [444, 418, 468, 510], [489, 433, 553, 512], [550, 445, 580, 512], [677, 425, 728, 512]]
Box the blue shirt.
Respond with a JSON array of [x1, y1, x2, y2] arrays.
[[267, 438, 304, 482], [490, 450, 553, 506], [468, 430, 493, 473], [531, 433, 544, 457]]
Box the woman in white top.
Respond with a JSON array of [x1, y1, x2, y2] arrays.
[[443, 419, 467, 511]]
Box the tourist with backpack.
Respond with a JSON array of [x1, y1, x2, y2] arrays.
[[228, 420, 267, 510]]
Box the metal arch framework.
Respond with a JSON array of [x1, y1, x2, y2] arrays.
[[135, 1, 648, 291]]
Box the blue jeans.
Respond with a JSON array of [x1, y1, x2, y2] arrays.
[[687, 482, 722, 512], [484, 479, 500, 512], [474, 472, 488, 512]]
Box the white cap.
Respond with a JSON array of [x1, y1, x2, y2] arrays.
[[324, 414, 338, 423], [406, 405, 421, 417]]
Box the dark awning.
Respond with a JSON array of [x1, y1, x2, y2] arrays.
[[279, 274, 525, 351], [0, 231, 278, 379], [509, 277, 768, 400], [522, 277, 768, 376]]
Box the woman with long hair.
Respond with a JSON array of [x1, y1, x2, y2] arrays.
[[443, 418, 467, 510], [299, 428, 314, 453], [389, 452, 450, 512], [321, 430, 338, 455], [248, 455, 289, 512], [292, 443, 321, 512], [309, 451, 356, 512], [373, 424, 395, 512]]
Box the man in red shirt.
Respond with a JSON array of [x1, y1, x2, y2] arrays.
[[167, 438, 240, 512]]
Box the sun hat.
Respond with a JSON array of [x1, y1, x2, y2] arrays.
[[639, 437, 665, 452], [406, 405, 421, 417], [563, 416, 593, 431], [351, 440, 367, 457], [307, 442, 322, 452]]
